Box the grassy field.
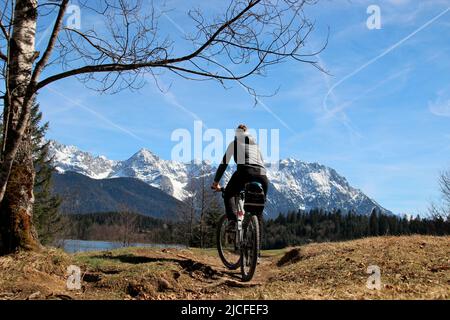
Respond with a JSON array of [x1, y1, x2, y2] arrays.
[[0, 235, 448, 300]]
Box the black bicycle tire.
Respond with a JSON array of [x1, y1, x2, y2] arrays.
[[240, 214, 259, 282], [216, 214, 240, 270]]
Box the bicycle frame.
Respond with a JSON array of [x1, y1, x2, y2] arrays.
[[235, 193, 245, 247], [220, 189, 258, 249], [215, 186, 262, 281]]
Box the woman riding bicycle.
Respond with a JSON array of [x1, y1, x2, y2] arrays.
[[211, 124, 269, 229]]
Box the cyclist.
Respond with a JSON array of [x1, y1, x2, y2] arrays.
[[211, 124, 269, 230]]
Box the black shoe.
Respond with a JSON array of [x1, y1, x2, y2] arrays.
[[225, 220, 236, 245]]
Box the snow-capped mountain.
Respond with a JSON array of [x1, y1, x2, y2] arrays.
[[49, 141, 214, 201], [50, 141, 118, 179], [48, 140, 391, 217], [263, 159, 389, 217]]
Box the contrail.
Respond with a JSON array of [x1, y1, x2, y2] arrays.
[[35, 23, 53, 48], [36, 12, 146, 143], [323, 67, 411, 120], [149, 74, 209, 129], [323, 7, 450, 113], [46, 86, 146, 142], [162, 12, 296, 135]]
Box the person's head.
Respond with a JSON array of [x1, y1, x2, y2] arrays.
[[235, 124, 247, 135], [235, 123, 257, 146]]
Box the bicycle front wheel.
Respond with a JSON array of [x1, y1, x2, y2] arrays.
[[240, 214, 259, 282], [217, 214, 240, 270]]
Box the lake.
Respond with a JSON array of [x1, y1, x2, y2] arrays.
[[59, 239, 186, 253]]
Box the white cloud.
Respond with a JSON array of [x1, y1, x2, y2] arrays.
[[429, 94, 450, 117]]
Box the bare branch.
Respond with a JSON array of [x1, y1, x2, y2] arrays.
[[31, 0, 69, 85], [0, 21, 8, 40], [0, 0, 11, 40], [439, 170, 450, 206], [35, 0, 323, 97]]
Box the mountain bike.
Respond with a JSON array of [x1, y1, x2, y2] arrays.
[[214, 182, 265, 282]]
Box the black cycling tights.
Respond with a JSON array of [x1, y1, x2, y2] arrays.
[[223, 168, 269, 222]]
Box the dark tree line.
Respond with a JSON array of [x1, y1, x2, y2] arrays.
[[65, 212, 177, 245], [262, 208, 450, 249], [64, 205, 223, 248], [65, 207, 450, 250]]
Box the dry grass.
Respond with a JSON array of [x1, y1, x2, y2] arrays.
[[0, 248, 72, 299], [0, 235, 448, 300], [252, 235, 449, 300]]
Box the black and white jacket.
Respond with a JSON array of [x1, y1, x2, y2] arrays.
[[214, 131, 266, 182]]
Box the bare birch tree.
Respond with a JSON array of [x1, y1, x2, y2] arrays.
[[117, 205, 138, 246], [429, 170, 450, 219]]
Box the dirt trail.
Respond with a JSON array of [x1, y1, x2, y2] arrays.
[[0, 235, 448, 300]]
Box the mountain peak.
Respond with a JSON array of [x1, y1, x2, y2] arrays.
[[280, 157, 299, 165], [132, 148, 159, 162], [48, 140, 117, 179]]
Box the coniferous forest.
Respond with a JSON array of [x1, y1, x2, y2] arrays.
[[65, 208, 450, 250], [261, 209, 449, 249]]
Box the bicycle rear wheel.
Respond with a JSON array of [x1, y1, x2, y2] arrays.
[[217, 214, 240, 270], [240, 214, 259, 282]]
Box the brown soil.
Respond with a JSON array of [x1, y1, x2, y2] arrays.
[[0, 235, 448, 300]]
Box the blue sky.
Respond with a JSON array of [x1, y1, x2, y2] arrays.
[[37, 0, 450, 215]]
